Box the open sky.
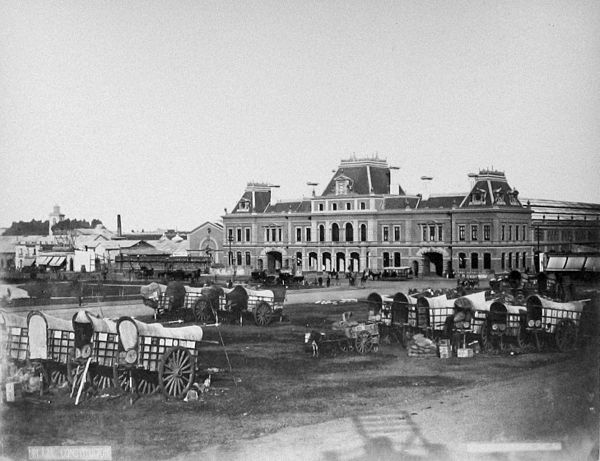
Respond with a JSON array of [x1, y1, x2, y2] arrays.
[[1, 1, 599, 232]]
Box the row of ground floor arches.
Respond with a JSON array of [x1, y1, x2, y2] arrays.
[[230, 246, 532, 277]]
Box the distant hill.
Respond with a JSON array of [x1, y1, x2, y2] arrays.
[[2, 218, 103, 236]]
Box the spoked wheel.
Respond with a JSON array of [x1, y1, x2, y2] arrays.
[[50, 368, 68, 387], [338, 340, 351, 353], [68, 359, 93, 403], [43, 362, 68, 388], [355, 332, 373, 355], [91, 367, 115, 391], [254, 301, 272, 327], [136, 371, 158, 395], [479, 322, 492, 352], [158, 347, 195, 399], [515, 327, 527, 350], [113, 366, 138, 405], [555, 320, 577, 352], [194, 299, 215, 324]]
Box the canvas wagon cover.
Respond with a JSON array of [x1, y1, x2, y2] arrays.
[[73, 311, 117, 334], [418, 294, 449, 308], [489, 301, 525, 315], [0, 310, 27, 329], [246, 287, 274, 301], [118, 317, 203, 348], [28, 312, 73, 360], [140, 282, 166, 301], [526, 295, 585, 313], [454, 291, 487, 311]]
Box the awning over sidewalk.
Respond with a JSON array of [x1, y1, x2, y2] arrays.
[[21, 258, 36, 267], [583, 256, 600, 272], [48, 256, 66, 267], [546, 255, 600, 272], [563, 256, 587, 271], [545, 256, 566, 271], [36, 256, 51, 265]]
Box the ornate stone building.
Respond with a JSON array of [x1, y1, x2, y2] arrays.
[[222, 157, 534, 277]]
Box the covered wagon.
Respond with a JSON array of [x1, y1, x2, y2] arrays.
[[70, 311, 119, 392], [218, 285, 286, 326], [0, 310, 28, 365], [27, 311, 75, 387], [415, 293, 455, 338], [479, 300, 527, 351], [525, 295, 587, 352], [366, 291, 417, 346], [115, 316, 204, 400]]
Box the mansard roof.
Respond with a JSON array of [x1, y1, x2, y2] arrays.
[[321, 158, 394, 196], [264, 200, 311, 214], [232, 188, 271, 213], [460, 170, 523, 208]]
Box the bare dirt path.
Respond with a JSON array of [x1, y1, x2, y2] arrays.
[[172, 349, 599, 461]]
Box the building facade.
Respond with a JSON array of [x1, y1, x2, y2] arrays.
[[222, 158, 534, 277]]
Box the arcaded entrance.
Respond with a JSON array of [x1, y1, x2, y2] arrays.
[[422, 251, 444, 276]]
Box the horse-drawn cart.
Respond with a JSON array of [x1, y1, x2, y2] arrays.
[[304, 312, 380, 357], [141, 282, 286, 327]]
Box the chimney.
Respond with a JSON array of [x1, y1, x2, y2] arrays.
[[420, 176, 433, 201], [270, 185, 280, 207], [467, 173, 478, 190], [117, 214, 122, 237]]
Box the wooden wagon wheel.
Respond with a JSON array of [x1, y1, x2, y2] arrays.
[[193, 299, 215, 324], [69, 359, 93, 403], [112, 366, 139, 405], [158, 346, 195, 399], [50, 368, 68, 387], [479, 322, 492, 352], [355, 331, 373, 355], [254, 301, 272, 327], [132, 370, 158, 395], [555, 320, 577, 352], [338, 339, 351, 352], [514, 325, 527, 350], [113, 365, 134, 392]]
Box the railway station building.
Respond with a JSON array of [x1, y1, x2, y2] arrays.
[[222, 157, 537, 278]]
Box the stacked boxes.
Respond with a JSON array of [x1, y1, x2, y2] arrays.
[[438, 339, 451, 359]]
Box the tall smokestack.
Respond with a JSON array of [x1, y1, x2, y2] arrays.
[[117, 214, 122, 237]]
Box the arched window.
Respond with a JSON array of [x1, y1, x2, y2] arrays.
[[319, 225, 325, 242], [309, 252, 318, 270], [383, 252, 390, 267], [332, 223, 339, 242], [471, 253, 479, 270], [360, 224, 367, 242], [483, 253, 491, 270], [345, 223, 353, 242], [458, 252, 466, 269]]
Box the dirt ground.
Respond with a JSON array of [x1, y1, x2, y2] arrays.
[[1, 295, 598, 461]]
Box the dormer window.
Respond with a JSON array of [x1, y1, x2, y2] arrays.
[[494, 193, 506, 205], [471, 189, 486, 205], [335, 176, 353, 195], [508, 192, 519, 205], [238, 199, 250, 212]]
